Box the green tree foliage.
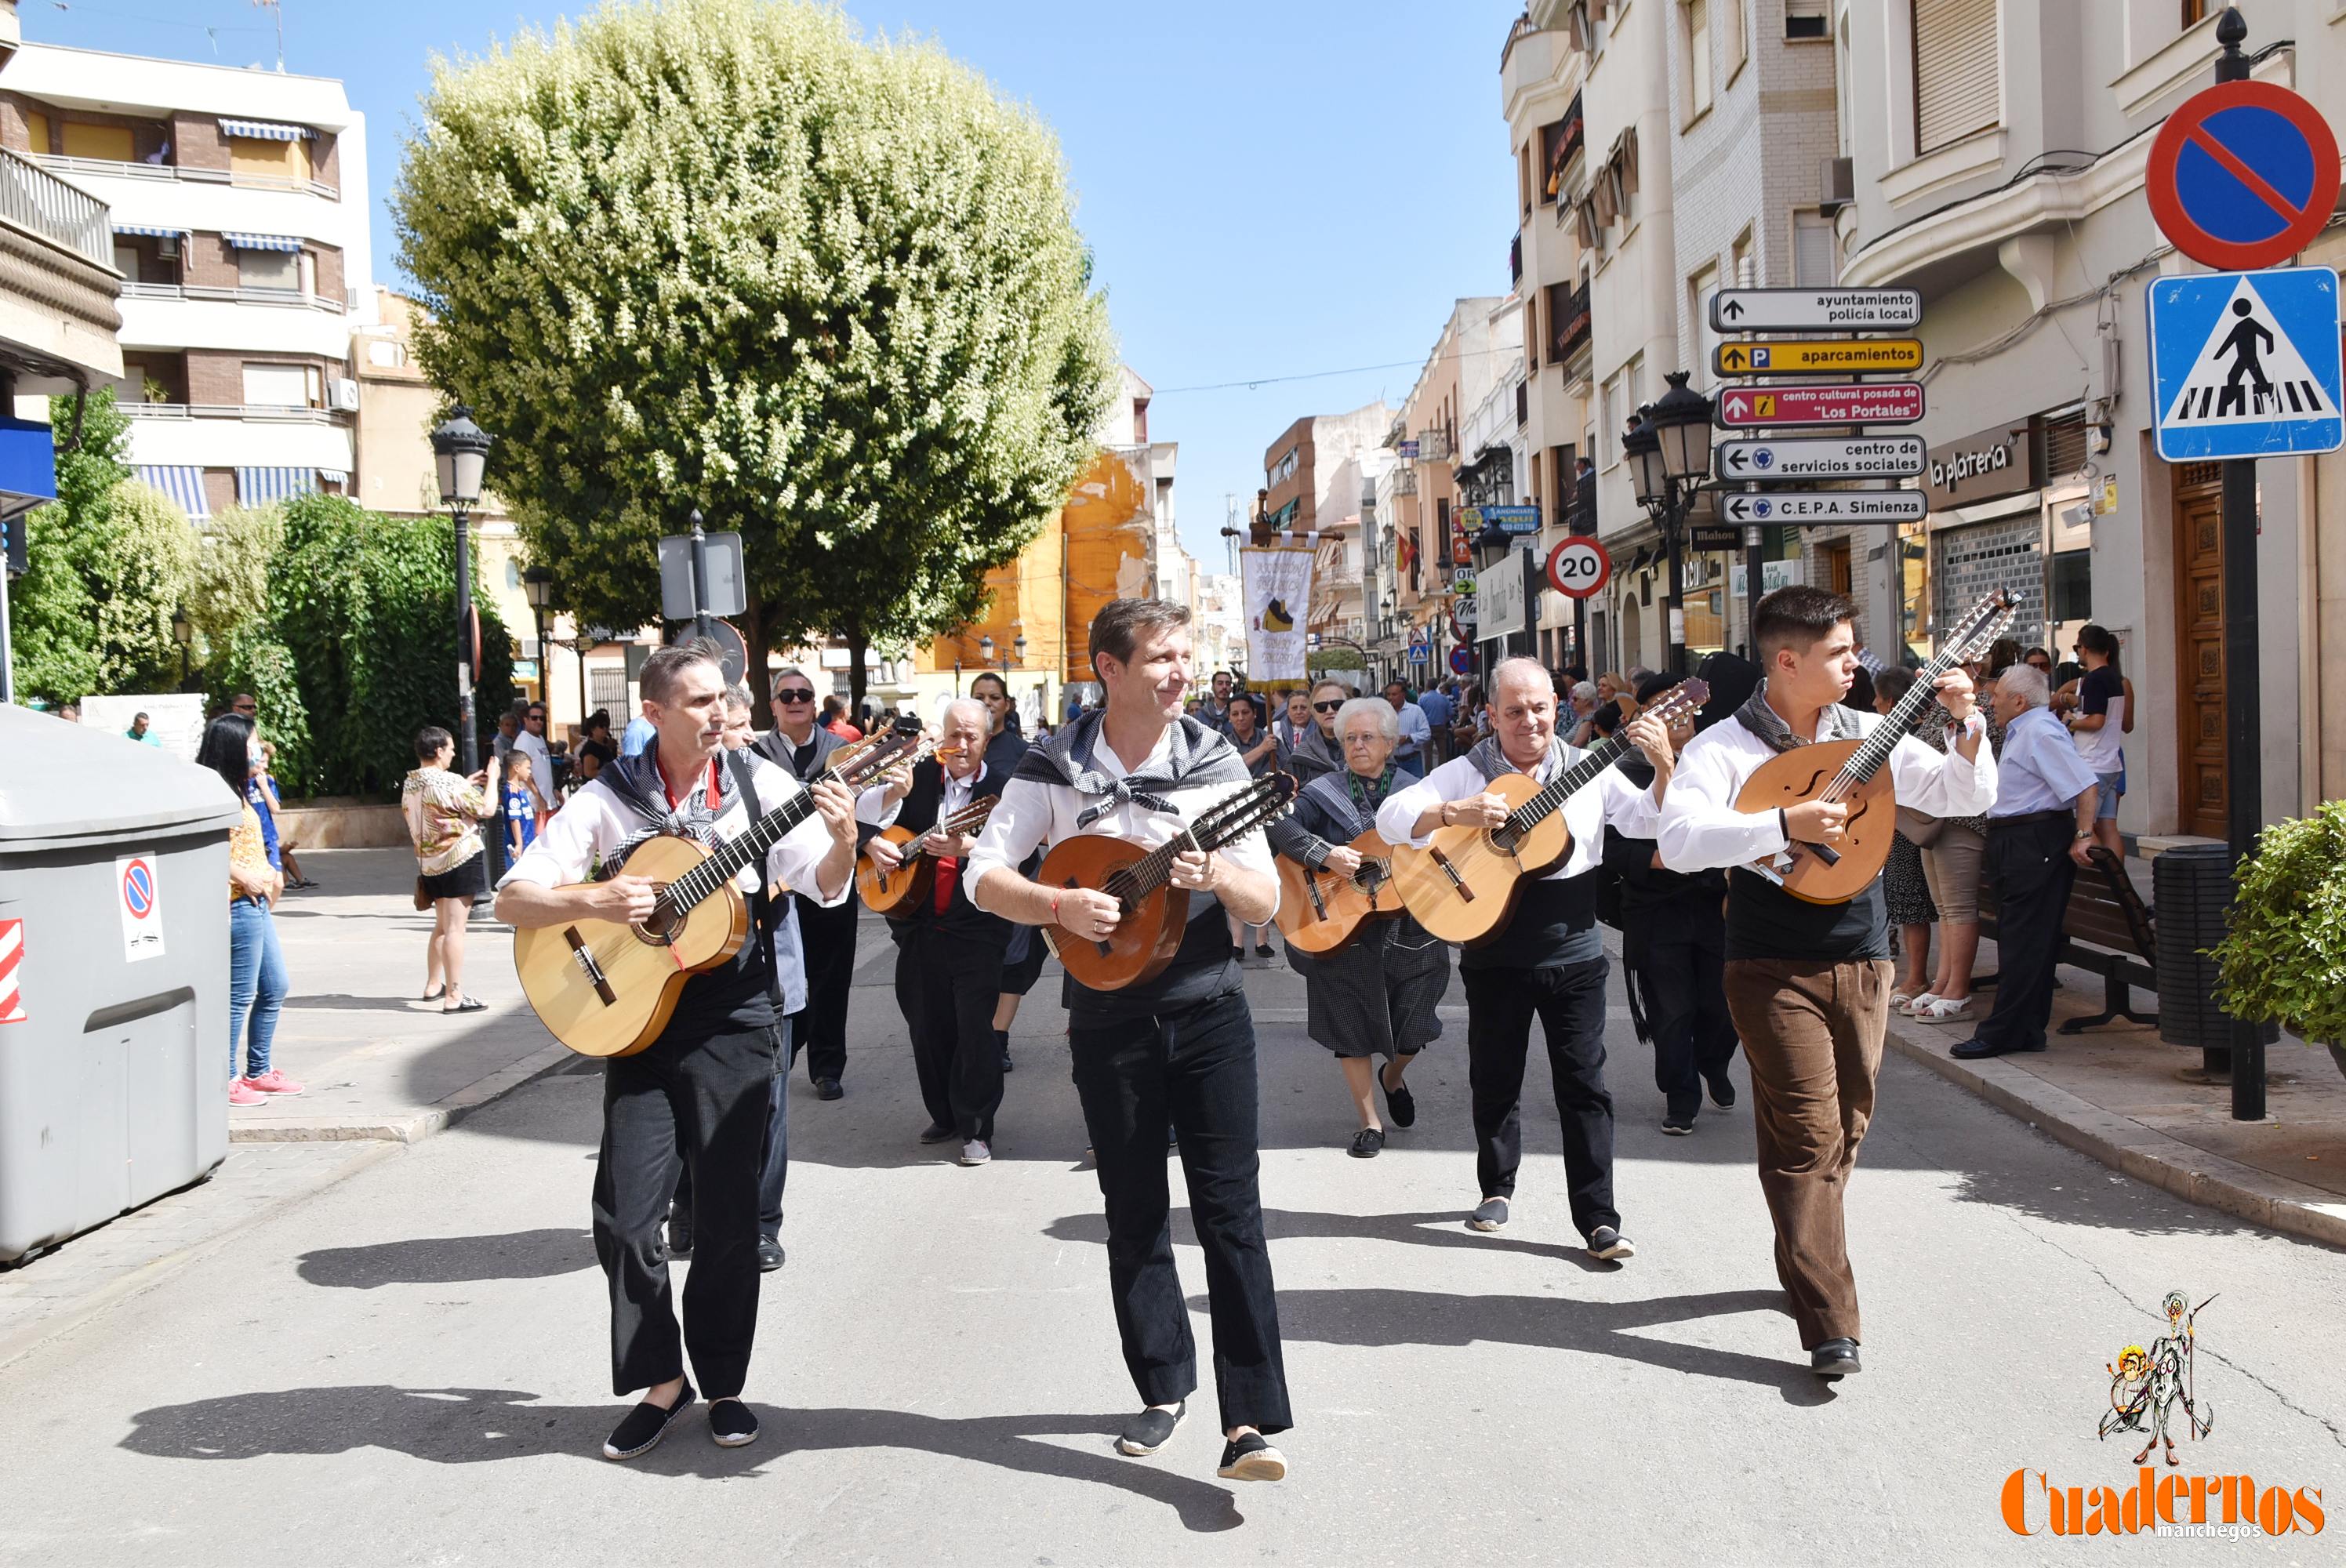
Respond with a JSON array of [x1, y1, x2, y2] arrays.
[[395, 0, 1117, 719], [7, 390, 203, 702], [209, 494, 514, 798], [2210, 801, 2346, 1043], [189, 502, 286, 656]]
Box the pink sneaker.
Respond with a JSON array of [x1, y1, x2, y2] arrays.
[[244, 1069, 305, 1097], [228, 1079, 267, 1106]]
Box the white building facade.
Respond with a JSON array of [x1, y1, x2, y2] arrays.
[[1, 45, 373, 519]]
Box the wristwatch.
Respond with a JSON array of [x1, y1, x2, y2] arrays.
[[2074, 829, 2093, 840]]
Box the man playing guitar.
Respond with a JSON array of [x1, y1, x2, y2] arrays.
[[964, 598, 1292, 1484], [1378, 657, 1673, 1260], [1655, 586, 1995, 1378], [496, 645, 860, 1459]]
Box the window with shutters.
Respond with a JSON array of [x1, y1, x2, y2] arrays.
[[229, 132, 312, 186], [60, 122, 133, 162], [1689, 263, 1722, 390], [1912, 0, 2002, 154], [237, 248, 300, 292], [242, 362, 309, 408], [22, 111, 50, 155], [1684, 1, 1714, 124], [1785, 0, 1829, 39], [1731, 229, 1755, 289], [1793, 211, 1837, 286]]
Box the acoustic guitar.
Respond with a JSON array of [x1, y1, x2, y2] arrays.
[[856, 795, 998, 916], [1039, 771, 1297, 993], [1389, 678, 1710, 946], [1733, 586, 2016, 905], [514, 717, 928, 1058], [1274, 828, 1400, 955]]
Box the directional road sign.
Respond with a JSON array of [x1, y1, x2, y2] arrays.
[[1719, 490, 1927, 526], [1714, 434, 1927, 481], [1709, 287, 1922, 333], [2146, 81, 2342, 271], [1715, 382, 1925, 428], [2148, 264, 2344, 460], [1712, 339, 1924, 377]]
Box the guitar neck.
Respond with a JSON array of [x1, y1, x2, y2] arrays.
[[913, 799, 996, 856], [1506, 735, 1631, 831], [661, 792, 817, 914], [1116, 783, 1288, 901]]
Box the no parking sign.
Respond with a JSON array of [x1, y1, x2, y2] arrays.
[[117, 852, 165, 963]]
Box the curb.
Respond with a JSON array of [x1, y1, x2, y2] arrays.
[[229, 1042, 577, 1145], [1881, 1019, 2346, 1250]]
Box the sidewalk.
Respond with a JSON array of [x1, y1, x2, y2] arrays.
[[1882, 939, 2346, 1250], [0, 847, 568, 1367]]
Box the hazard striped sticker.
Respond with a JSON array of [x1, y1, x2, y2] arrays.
[[0, 919, 24, 1024]]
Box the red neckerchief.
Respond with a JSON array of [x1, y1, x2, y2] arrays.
[[660, 757, 721, 813]]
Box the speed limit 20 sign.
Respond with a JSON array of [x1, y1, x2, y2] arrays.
[[1545, 537, 1611, 599]]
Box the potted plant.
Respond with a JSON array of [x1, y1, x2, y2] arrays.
[[2210, 800, 2346, 1081]]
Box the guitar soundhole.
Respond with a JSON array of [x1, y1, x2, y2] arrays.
[[1490, 824, 1520, 858], [637, 887, 680, 946]]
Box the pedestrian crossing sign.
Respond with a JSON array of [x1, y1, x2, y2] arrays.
[[2148, 265, 2343, 460]]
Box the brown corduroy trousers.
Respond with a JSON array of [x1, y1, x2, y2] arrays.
[[1720, 957, 1892, 1349]]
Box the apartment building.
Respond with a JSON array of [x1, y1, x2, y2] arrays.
[[1381, 298, 1502, 683], [1667, 0, 1840, 657], [0, 2, 120, 545], [1258, 399, 1389, 648], [1828, 0, 2346, 837], [0, 44, 372, 521]]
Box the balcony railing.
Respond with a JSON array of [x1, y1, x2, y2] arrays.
[[118, 280, 343, 314], [121, 401, 347, 424], [0, 146, 113, 269], [1509, 230, 1522, 287], [1547, 280, 1591, 363], [31, 152, 337, 202], [1500, 12, 1538, 69]]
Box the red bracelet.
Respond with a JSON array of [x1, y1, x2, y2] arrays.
[[1049, 891, 1062, 923]]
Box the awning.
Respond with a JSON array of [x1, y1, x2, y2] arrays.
[[237, 466, 316, 504], [136, 464, 209, 519], [222, 232, 303, 252], [316, 467, 349, 485], [112, 223, 190, 240], [220, 118, 310, 143]]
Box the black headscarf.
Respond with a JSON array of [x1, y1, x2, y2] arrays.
[[1694, 651, 1760, 733]]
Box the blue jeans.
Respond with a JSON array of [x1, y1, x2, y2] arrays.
[[227, 897, 287, 1081]]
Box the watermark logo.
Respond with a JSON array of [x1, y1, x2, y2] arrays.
[[1999, 1290, 2324, 1537]]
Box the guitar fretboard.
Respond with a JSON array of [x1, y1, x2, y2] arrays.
[[1821, 595, 2014, 802], [1102, 779, 1293, 906]]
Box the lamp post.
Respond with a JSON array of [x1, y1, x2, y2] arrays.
[[571, 632, 596, 734], [521, 565, 553, 713], [170, 606, 192, 689], [1626, 372, 1716, 677], [430, 405, 494, 773]]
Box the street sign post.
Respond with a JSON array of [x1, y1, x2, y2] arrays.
[[1707, 287, 1922, 333], [2145, 79, 2341, 270], [1545, 536, 1612, 598], [1712, 339, 1924, 377], [2148, 264, 2344, 459], [1407, 639, 1431, 664], [1714, 434, 1927, 481], [1719, 490, 1927, 525], [1449, 645, 1475, 677], [658, 528, 745, 625], [1715, 383, 1925, 428]]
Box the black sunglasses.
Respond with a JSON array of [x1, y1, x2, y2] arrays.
[[1313, 700, 1344, 713], [775, 688, 816, 703]]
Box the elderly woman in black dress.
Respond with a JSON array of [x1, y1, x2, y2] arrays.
[[1266, 695, 1451, 1157]]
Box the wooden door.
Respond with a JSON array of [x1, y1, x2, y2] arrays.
[[2173, 465, 2227, 837]]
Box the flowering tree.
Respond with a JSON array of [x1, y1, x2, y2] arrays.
[[395, 0, 1117, 718]]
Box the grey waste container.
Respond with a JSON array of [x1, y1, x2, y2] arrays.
[[2155, 843, 2277, 1051], [0, 704, 244, 1262]]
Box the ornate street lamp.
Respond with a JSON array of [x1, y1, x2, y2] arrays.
[[430, 405, 494, 772], [521, 564, 554, 711], [1625, 372, 1716, 677]]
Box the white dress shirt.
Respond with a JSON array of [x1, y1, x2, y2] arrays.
[[1376, 743, 1662, 882], [1657, 700, 1996, 875], [856, 762, 987, 832], [1990, 706, 2098, 818], [499, 751, 847, 1012], [965, 725, 1275, 919]]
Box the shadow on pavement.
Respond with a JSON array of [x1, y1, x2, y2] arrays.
[[118, 1388, 1246, 1529], [282, 993, 439, 1012], [1241, 1286, 1834, 1404], [296, 1229, 595, 1289], [1045, 1207, 1597, 1267]]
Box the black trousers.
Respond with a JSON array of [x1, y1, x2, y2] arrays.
[[791, 893, 859, 1084], [1973, 815, 2079, 1053], [1462, 958, 1618, 1239], [1630, 905, 1739, 1120], [591, 1021, 781, 1399], [670, 1026, 791, 1240], [895, 923, 1007, 1140], [1068, 988, 1291, 1436]]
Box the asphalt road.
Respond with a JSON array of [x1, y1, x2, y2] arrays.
[[3, 930, 2341, 1566]]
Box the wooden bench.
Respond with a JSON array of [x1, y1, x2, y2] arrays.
[[1975, 846, 2159, 1033]]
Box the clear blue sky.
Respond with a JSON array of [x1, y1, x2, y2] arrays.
[[27, 0, 1519, 568]]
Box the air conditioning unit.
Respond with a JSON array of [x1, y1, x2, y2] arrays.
[[1818, 156, 1854, 214], [328, 377, 359, 411]]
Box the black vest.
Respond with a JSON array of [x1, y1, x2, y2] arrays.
[[885, 759, 1010, 946]]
